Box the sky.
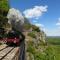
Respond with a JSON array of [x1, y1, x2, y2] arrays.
[[9, 0, 60, 36]]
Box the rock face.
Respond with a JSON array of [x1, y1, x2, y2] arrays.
[[24, 27, 46, 60]]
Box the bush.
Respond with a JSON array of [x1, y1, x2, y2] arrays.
[[28, 32, 36, 38], [44, 46, 55, 60], [27, 41, 35, 54], [32, 25, 40, 32], [23, 24, 32, 30]]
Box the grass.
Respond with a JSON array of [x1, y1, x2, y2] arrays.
[[47, 37, 60, 60], [46, 37, 60, 45]]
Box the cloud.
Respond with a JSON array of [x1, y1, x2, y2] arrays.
[[45, 17, 60, 36], [34, 23, 60, 36], [56, 18, 60, 26], [23, 5, 48, 19]]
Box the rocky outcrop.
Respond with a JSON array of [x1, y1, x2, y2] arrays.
[[24, 28, 46, 60]]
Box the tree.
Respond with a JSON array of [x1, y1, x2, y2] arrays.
[[0, 0, 9, 16], [0, 0, 9, 27], [0, 15, 8, 27], [32, 25, 40, 32]]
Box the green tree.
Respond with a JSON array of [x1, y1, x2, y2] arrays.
[[0, 0, 9, 16], [0, 0, 9, 27], [32, 25, 40, 32]]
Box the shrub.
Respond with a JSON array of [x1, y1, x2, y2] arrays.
[[44, 46, 55, 60], [28, 32, 36, 38], [23, 24, 32, 30], [32, 25, 40, 32]]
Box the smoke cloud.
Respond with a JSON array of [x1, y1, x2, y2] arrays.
[[7, 8, 24, 32]]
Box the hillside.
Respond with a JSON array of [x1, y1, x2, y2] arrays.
[[23, 24, 56, 60], [25, 31, 55, 60]]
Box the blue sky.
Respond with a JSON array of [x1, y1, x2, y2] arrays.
[[9, 0, 60, 36]]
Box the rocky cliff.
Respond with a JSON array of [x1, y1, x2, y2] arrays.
[[23, 25, 47, 60], [24, 25, 54, 60]]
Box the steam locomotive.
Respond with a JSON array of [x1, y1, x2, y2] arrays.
[[6, 31, 20, 46], [0, 28, 25, 46]]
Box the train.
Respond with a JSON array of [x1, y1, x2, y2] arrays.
[[0, 28, 25, 46], [6, 31, 20, 46]]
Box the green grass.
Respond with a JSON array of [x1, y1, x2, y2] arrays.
[[47, 37, 60, 45], [47, 37, 60, 60]]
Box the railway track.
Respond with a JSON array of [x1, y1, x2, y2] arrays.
[[0, 45, 19, 60]]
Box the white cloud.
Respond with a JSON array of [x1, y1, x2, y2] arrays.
[[23, 5, 48, 19], [56, 18, 60, 26], [56, 23, 60, 26]]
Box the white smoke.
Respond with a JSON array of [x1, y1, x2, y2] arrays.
[[7, 8, 24, 32]]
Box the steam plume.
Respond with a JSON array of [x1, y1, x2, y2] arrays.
[[7, 8, 24, 32]]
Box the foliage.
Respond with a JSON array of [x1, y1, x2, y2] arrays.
[[47, 37, 60, 60], [0, 0, 9, 11], [32, 25, 40, 32], [34, 52, 45, 60], [47, 37, 60, 45], [0, 0, 9, 27], [0, 15, 8, 27], [27, 40, 55, 60], [23, 24, 32, 30], [27, 41, 35, 54], [44, 46, 55, 60], [28, 32, 36, 38]]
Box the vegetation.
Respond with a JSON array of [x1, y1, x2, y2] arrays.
[[26, 35, 60, 60], [0, 0, 10, 40], [28, 32, 36, 38], [47, 37, 60, 60], [0, 0, 9, 12], [27, 40, 55, 60], [0, 0, 9, 27], [23, 18, 41, 33], [23, 24, 32, 30], [32, 25, 40, 32], [0, 15, 8, 27]]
